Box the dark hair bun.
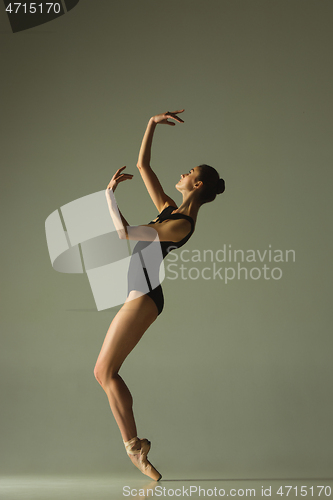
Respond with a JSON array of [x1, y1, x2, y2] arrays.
[[216, 178, 225, 195]]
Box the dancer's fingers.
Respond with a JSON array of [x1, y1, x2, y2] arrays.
[[118, 174, 133, 181], [165, 111, 184, 123], [115, 165, 127, 175]]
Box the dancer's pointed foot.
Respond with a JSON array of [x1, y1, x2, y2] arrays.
[[124, 437, 162, 481]]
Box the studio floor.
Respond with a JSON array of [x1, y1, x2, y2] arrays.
[[1, 476, 332, 500]]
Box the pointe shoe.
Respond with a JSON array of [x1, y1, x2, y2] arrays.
[[124, 437, 162, 481]]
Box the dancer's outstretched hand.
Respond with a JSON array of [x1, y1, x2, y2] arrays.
[[107, 166, 133, 191], [152, 109, 185, 126]]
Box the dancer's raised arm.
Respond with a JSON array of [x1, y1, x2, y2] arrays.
[[137, 110, 184, 212]]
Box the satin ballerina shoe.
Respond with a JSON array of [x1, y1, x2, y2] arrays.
[[124, 437, 162, 481]]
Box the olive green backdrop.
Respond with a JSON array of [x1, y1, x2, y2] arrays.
[[1, 0, 332, 480]]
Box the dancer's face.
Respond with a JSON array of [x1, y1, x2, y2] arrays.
[[175, 166, 201, 192]]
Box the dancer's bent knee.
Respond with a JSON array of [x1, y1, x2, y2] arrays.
[[94, 363, 119, 389]]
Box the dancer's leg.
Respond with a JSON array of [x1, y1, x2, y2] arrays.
[[94, 292, 158, 442]]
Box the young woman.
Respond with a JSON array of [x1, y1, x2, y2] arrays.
[[94, 110, 225, 481]]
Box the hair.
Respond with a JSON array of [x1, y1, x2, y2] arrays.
[[196, 164, 225, 204]]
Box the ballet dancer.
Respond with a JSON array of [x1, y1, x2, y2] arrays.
[[94, 109, 225, 480]]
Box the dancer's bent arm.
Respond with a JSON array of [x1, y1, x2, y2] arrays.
[[137, 110, 184, 212], [105, 182, 190, 243], [105, 166, 132, 234]]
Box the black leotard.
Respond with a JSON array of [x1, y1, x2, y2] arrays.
[[127, 205, 195, 315]]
